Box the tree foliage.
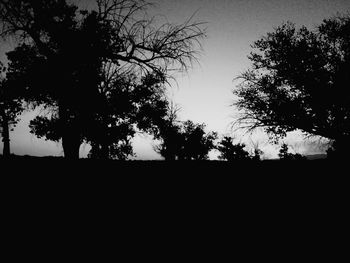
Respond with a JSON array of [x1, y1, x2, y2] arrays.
[[217, 136, 260, 161], [234, 14, 350, 155], [85, 71, 169, 160], [180, 120, 217, 160], [155, 116, 217, 161], [27, 71, 169, 160], [151, 102, 184, 160], [0, 0, 205, 159]]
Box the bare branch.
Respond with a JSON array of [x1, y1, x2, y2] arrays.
[[95, 0, 206, 78]]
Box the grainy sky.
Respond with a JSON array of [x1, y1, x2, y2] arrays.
[[1, 0, 349, 159]]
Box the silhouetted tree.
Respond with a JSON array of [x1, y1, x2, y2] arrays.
[[278, 143, 306, 161], [28, 71, 169, 160], [88, 71, 169, 160], [278, 143, 290, 160], [154, 117, 217, 160], [234, 14, 350, 157], [0, 0, 205, 159], [0, 63, 23, 158], [180, 121, 217, 160], [217, 136, 251, 161], [85, 71, 138, 160], [152, 102, 184, 161], [1, 0, 98, 159]]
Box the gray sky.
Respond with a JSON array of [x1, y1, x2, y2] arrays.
[[1, 0, 350, 159]]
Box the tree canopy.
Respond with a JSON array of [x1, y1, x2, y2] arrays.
[[217, 136, 250, 161], [155, 117, 217, 161], [0, 0, 206, 159], [234, 14, 350, 155], [216, 136, 263, 161]]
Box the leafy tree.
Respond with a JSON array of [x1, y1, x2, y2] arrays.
[[217, 136, 251, 161], [0, 0, 205, 159], [152, 102, 184, 161], [154, 117, 217, 161], [180, 120, 217, 160], [28, 71, 169, 160], [234, 14, 350, 157], [87, 71, 169, 160], [0, 63, 23, 157], [2, 0, 101, 159]]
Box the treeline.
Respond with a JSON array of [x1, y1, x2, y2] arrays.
[[1, 1, 349, 161]]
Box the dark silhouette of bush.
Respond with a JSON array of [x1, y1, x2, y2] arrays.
[[180, 120, 218, 160], [154, 115, 217, 161], [217, 137, 251, 161], [278, 143, 306, 161], [217, 136, 264, 161]]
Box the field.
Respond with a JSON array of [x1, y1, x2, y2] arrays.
[[0, 154, 347, 228], [0, 153, 343, 177]]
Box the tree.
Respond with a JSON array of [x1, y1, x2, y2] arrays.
[[179, 120, 217, 160], [217, 136, 251, 161], [86, 71, 169, 160], [234, 14, 350, 157], [278, 143, 290, 160], [1, 0, 98, 159], [0, 62, 23, 158], [0, 0, 205, 159], [154, 117, 217, 161], [152, 102, 184, 161], [278, 143, 306, 161], [28, 70, 169, 160]]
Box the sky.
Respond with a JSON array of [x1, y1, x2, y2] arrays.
[[1, 0, 350, 159]]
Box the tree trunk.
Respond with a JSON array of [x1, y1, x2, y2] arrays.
[[164, 140, 175, 161], [59, 104, 81, 160], [1, 113, 10, 158], [62, 131, 81, 160]]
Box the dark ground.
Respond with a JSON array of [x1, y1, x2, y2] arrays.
[[0, 154, 346, 181], [1, 154, 347, 213], [0, 153, 340, 173], [1, 154, 347, 256], [1, 154, 347, 201], [2, 154, 347, 214]]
